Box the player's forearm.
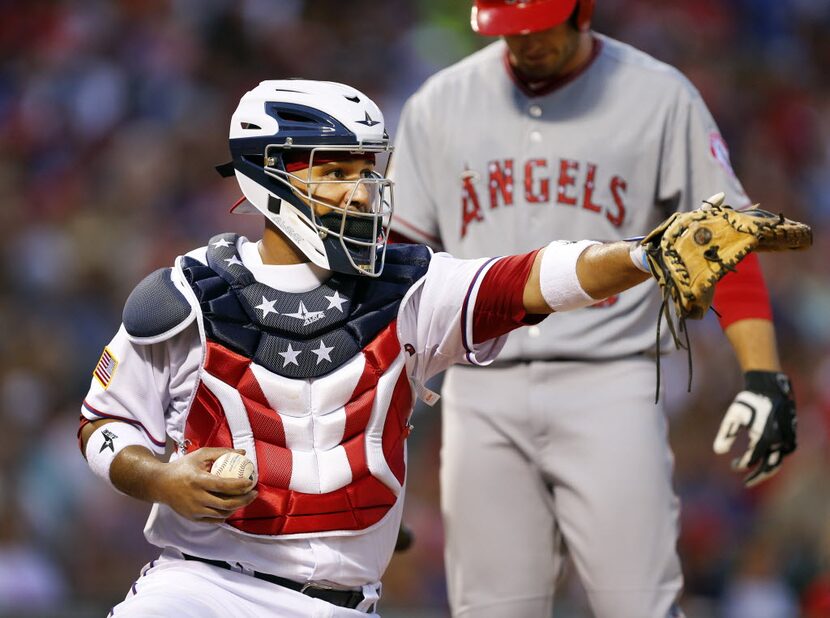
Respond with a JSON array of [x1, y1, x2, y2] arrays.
[[724, 318, 782, 372], [108, 445, 170, 503], [523, 241, 651, 314], [576, 242, 652, 299], [81, 419, 168, 503]]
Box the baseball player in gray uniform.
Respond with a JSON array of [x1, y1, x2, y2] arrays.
[[389, 1, 798, 617]]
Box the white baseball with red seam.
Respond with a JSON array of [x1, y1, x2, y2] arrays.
[[210, 452, 257, 486]]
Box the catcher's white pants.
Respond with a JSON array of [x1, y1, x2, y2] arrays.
[[108, 549, 381, 617], [440, 358, 683, 618]]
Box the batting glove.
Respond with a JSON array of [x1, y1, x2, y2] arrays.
[[713, 371, 797, 487]]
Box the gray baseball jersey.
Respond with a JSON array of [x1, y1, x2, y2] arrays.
[[390, 34, 750, 361], [389, 33, 750, 618]]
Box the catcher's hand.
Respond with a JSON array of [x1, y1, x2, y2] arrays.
[[642, 192, 812, 320], [713, 371, 797, 487]]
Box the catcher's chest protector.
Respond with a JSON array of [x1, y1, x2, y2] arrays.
[[180, 235, 431, 537]]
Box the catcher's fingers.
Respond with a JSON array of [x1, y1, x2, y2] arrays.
[[203, 489, 258, 512], [199, 473, 257, 496], [743, 450, 784, 488], [190, 492, 258, 521], [713, 391, 772, 469]]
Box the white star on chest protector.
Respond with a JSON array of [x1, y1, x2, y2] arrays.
[[211, 238, 233, 248], [311, 340, 334, 364], [224, 255, 243, 267], [255, 296, 278, 318], [278, 344, 302, 367], [324, 291, 347, 312]]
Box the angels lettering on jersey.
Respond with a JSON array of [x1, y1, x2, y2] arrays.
[[460, 157, 629, 238]]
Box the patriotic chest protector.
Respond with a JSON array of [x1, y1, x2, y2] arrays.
[[123, 234, 431, 538]]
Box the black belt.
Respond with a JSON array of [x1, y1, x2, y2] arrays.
[[181, 553, 369, 610]]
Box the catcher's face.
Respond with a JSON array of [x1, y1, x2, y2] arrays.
[[288, 158, 390, 244], [289, 159, 375, 214], [288, 158, 381, 224], [504, 21, 583, 80]]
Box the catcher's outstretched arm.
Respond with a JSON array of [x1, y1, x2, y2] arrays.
[[522, 241, 649, 314], [521, 193, 811, 317]]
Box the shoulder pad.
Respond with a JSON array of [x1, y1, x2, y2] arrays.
[[123, 267, 196, 343]]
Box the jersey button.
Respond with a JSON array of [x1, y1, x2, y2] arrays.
[[529, 130, 542, 143], [528, 104, 543, 118]]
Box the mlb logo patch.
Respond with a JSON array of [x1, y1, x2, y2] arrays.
[[93, 347, 119, 389]]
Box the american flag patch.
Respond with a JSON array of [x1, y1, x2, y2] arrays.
[[93, 347, 118, 389]]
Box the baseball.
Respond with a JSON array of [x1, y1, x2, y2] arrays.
[[210, 452, 257, 486]]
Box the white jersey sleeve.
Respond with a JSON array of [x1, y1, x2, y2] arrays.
[[82, 324, 202, 453], [398, 252, 509, 390], [658, 79, 751, 213], [388, 92, 443, 249]]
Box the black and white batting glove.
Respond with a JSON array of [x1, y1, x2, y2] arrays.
[[713, 371, 797, 487]]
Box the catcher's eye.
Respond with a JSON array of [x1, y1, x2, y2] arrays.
[[324, 167, 346, 179]]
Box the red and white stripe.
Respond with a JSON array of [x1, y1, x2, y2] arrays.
[[183, 322, 410, 536]]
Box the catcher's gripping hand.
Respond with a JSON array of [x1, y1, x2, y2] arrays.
[[713, 371, 797, 487], [642, 193, 812, 320]]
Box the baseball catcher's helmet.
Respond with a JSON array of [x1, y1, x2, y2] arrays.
[[227, 80, 393, 277], [471, 0, 595, 35]]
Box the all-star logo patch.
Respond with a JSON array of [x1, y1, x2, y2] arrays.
[[284, 301, 326, 327], [93, 347, 118, 389], [709, 131, 736, 178], [99, 428, 118, 453]]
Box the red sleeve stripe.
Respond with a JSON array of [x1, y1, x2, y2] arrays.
[[472, 250, 546, 345], [712, 252, 773, 329], [82, 400, 166, 448]]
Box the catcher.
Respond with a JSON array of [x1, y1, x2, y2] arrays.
[[78, 80, 809, 617]]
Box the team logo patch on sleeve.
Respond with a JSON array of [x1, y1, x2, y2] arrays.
[[93, 347, 119, 389], [709, 131, 736, 177]]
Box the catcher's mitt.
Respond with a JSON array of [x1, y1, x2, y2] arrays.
[[643, 192, 812, 321], [641, 192, 811, 400]]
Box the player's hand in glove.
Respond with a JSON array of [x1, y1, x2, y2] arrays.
[[636, 193, 811, 401], [641, 192, 812, 322], [713, 371, 797, 487]]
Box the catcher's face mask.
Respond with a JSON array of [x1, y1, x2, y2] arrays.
[[280, 151, 393, 275]]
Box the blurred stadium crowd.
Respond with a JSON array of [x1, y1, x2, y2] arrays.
[[0, 0, 828, 616]]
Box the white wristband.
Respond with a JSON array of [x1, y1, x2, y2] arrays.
[[539, 240, 601, 311], [85, 422, 152, 491], [629, 243, 651, 273]]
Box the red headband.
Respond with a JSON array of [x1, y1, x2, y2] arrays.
[[283, 151, 376, 173]]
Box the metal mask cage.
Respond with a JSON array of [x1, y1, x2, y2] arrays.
[[262, 144, 394, 277]]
